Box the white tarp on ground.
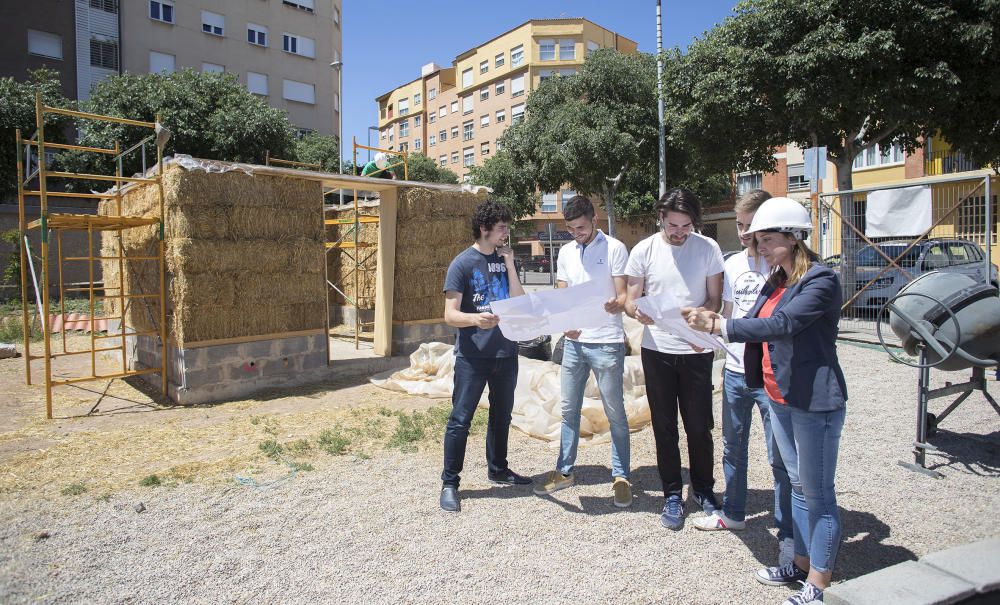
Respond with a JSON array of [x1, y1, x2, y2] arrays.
[[865, 185, 933, 237], [372, 341, 652, 444]]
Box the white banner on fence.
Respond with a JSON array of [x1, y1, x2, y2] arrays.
[[865, 185, 932, 237]]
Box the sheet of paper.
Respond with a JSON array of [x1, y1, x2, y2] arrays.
[[635, 291, 741, 358], [489, 278, 615, 342]]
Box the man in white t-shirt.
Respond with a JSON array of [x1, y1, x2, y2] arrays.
[[692, 189, 795, 565], [533, 196, 633, 508], [625, 188, 724, 530]]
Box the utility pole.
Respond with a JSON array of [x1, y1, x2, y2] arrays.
[[656, 0, 667, 198]]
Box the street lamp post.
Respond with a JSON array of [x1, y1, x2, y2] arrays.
[[367, 126, 379, 163], [330, 60, 344, 206], [656, 0, 667, 198]]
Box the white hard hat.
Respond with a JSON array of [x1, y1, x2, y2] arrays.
[[745, 196, 812, 239], [374, 152, 388, 170]]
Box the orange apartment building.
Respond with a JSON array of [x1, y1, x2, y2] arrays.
[[375, 18, 654, 257]]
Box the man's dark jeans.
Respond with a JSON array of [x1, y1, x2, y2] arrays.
[[441, 355, 518, 488]]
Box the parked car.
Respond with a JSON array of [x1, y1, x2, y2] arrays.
[[838, 239, 998, 313], [520, 255, 552, 272]]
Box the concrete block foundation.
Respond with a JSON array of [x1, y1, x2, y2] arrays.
[[391, 320, 454, 356]]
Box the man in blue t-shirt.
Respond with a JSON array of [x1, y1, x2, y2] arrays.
[[439, 199, 529, 512]]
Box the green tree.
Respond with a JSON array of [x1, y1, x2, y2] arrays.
[[0, 68, 74, 201], [668, 0, 998, 296], [61, 69, 296, 179], [467, 149, 539, 219], [293, 132, 341, 172], [399, 152, 459, 184]]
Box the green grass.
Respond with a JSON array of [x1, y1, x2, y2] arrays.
[[347, 417, 386, 440], [258, 439, 284, 461], [138, 474, 162, 487], [290, 461, 314, 472], [0, 317, 41, 343], [287, 439, 312, 455], [317, 428, 351, 455], [60, 483, 88, 496]]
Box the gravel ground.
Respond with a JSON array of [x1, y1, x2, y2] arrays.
[[1, 342, 998, 605]]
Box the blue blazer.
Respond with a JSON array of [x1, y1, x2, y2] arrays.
[[727, 263, 848, 412]]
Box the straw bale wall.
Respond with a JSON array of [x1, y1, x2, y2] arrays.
[[392, 187, 485, 322], [101, 163, 325, 347], [325, 205, 379, 310]]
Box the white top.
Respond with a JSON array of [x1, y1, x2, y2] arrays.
[[722, 250, 770, 373], [556, 230, 628, 343], [625, 232, 725, 354]]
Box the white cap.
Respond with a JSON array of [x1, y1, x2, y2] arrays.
[[374, 152, 388, 170], [745, 196, 812, 240]]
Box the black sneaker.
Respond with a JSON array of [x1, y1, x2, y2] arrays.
[[488, 469, 532, 485], [755, 562, 808, 586], [691, 490, 721, 514]]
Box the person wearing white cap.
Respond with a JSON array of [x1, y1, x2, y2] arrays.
[[682, 196, 848, 605], [360, 152, 396, 179]]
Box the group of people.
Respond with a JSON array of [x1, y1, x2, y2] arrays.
[[440, 189, 848, 605]]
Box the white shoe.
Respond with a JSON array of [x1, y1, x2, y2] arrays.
[[692, 510, 746, 531], [778, 537, 795, 567]]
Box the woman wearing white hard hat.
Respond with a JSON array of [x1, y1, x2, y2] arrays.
[[682, 196, 847, 605]]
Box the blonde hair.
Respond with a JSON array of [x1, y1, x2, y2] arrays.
[[734, 189, 771, 214], [768, 237, 819, 287]]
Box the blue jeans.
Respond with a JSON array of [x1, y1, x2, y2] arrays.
[[557, 341, 629, 479], [768, 401, 846, 574], [721, 369, 792, 540], [441, 355, 518, 488]]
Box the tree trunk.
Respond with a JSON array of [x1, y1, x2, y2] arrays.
[[603, 184, 618, 238], [835, 158, 859, 310]]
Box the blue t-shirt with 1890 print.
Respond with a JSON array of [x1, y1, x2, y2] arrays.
[[443, 247, 518, 358]]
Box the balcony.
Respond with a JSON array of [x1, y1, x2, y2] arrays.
[[925, 149, 981, 176]]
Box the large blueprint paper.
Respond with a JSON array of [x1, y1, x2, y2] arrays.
[[635, 291, 740, 358], [489, 278, 615, 342]]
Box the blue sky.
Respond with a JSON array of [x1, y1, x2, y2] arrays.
[[339, 0, 740, 160]]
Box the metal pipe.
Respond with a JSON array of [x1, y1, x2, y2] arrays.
[[655, 0, 666, 198], [36, 92, 53, 418], [41, 105, 155, 128], [985, 175, 994, 294], [16, 129, 32, 385]]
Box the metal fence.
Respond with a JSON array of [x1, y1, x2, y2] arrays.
[[815, 172, 998, 344]]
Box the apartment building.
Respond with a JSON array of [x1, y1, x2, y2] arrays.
[[375, 18, 645, 255], [122, 0, 342, 136]]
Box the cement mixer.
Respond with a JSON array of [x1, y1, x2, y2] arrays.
[[877, 271, 1000, 474]]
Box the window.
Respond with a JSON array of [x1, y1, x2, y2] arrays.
[[149, 0, 173, 24], [541, 192, 558, 213], [479, 87, 489, 101], [283, 33, 315, 58], [438, 106, 446, 118], [463, 147, 475, 167], [282, 79, 315, 104], [282, 0, 314, 12], [414, 139, 421, 151], [560, 68, 577, 77], [414, 115, 422, 126], [147, 50, 173, 73], [923, 244, 949, 269], [463, 120, 474, 141], [450, 100, 458, 113], [480, 60, 488, 74], [399, 119, 409, 137], [511, 73, 525, 97], [429, 135, 436, 146], [450, 126, 458, 140], [511, 44, 524, 67], [334, 7, 340, 26], [495, 81, 505, 95], [512, 103, 525, 123], [539, 39, 556, 61], [333, 92, 340, 112], [462, 95, 473, 115], [480, 114, 490, 128], [247, 24, 267, 46], [559, 39, 576, 60], [451, 151, 459, 164], [247, 72, 268, 96], [27, 30, 62, 60], [462, 68, 473, 88], [495, 52, 505, 68], [562, 189, 577, 203], [586, 41, 599, 56], [496, 109, 506, 123], [946, 243, 973, 265], [439, 155, 447, 167], [201, 11, 224, 36], [90, 0, 117, 12], [540, 69, 554, 83], [853, 141, 905, 169], [957, 194, 999, 244], [787, 163, 810, 190], [428, 87, 437, 100], [399, 98, 409, 116], [735, 172, 762, 196], [481, 141, 490, 156], [91, 38, 118, 69], [414, 93, 421, 105], [429, 112, 436, 124], [202, 62, 224, 73], [439, 129, 447, 142]]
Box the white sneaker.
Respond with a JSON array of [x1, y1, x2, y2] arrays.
[[778, 537, 795, 567], [692, 510, 746, 531]]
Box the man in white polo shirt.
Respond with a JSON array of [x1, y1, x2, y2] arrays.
[[533, 195, 632, 508]]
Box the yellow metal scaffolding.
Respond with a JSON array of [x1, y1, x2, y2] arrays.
[[16, 93, 168, 418]]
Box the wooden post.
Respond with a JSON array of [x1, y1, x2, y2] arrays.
[[373, 187, 397, 356]]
